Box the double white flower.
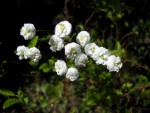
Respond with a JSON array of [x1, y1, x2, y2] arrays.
[[55, 21, 72, 38], [16, 45, 29, 60], [55, 60, 68, 76], [66, 67, 79, 81], [26, 47, 42, 62], [75, 53, 88, 67], [20, 23, 36, 40], [84, 42, 99, 58], [76, 31, 91, 47], [93, 47, 110, 65], [48, 35, 64, 52], [106, 55, 123, 72], [65, 42, 81, 60]]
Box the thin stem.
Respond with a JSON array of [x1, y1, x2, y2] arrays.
[[123, 58, 150, 72], [120, 32, 139, 43], [36, 30, 50, 35], [84, 11, 95, 28], [38, 35, 51, 42]]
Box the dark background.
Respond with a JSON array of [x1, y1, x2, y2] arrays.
[[0, 0, 150, 112]]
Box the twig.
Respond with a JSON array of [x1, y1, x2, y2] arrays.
[[36, 30, 50, 35], [84, 11, 95, 28], [123, 58, 150, 72], [64, 0, 71, 20]]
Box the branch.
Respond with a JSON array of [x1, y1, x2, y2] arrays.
[[84, 11, 95, 28]]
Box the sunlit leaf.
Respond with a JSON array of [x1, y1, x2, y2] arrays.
[[0, 89, 15, 97], [115, 40, 121, 50], [3, 98, 20, 109], [24, 97, 29, 105], [39, 63, 50, 73], [28, 36, 39, 48]]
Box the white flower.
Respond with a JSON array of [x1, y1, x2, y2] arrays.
[[76, 31, 91, 47], [26, 47, 42, 62], [20, 23, 36, 40], [66, 67, 79, 81], [93, 47, 110, 65], [84, 43, 99, 58], [75, 53, 88, 67], [55, 21, 72, 38], [65, 42, 81, 60], [48, 35, 64, 52], [106, 55, 123, 72], [16, 45, 29, 60], [55, 60, 68, 76]]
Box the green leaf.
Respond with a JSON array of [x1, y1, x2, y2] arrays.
[[48, 59, 55, 66], [29, 60, 38, 68], [0, 89, 15, 97], [110, 49, 122, 56], [3, 98, 20, 109], [115, 40, 121, 50], [76, 24, 84, 31], [24, 97, 29, 105], [39, 63, 50, 73], [98, 8, 108, 12], [28, 36, 39, 48]]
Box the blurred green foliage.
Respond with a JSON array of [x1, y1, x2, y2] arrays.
[[0, 0, 150, 113]]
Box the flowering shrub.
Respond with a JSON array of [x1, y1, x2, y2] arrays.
[[16, 21, 123, 82], [1, 1, 150, 112]]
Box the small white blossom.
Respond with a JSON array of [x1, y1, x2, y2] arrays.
[[55, 60, 68, 76], [76, 31, 91, 47], [65, 42, 81, 60], [55, 21, 72, 38], [48, 35, 64, 52], [26, 47, 42, 62], [20, 23, 36, 40], [93, 47, 110, 65], [84, 43, 99, 58], [66, 67, 79, 81], [75, 53, 88, 67], [16, 45, 29, 60], [106, 55, 123, 72]]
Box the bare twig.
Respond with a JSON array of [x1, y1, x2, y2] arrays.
[[123, 58, 150, 72], [84, 11, 95, 28], [64, 0, 71, 20]]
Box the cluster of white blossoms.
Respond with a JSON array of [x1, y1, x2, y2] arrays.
[[54, 60, 79, 81], [16, 45, 42, 62], [16, 23, 42, 62], [16, 21, 123, 81], [50, 20, 122, 81], [84, 43, 122, 72]]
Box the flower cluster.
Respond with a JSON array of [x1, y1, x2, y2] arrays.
[[16, 45, 42, 62], [48, 21, 123, 81], [16, 23, 42, 62], [16, 21, 123, 81]]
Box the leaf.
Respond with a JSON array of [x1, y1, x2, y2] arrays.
[[39, 63, 50, 73], [3, 98, 20, 109], [24, 97, 29, 105], [0, 89, 15, 97], [29, 60, 38, 68], [76, 24, 84, 31], [98, 8, 108, 12], [28, 36, 39, 48], [120, 4, 135, 12], [48, 59, 55, 66], [115, 40, 121, 50], [110, 49, 122, 56]]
